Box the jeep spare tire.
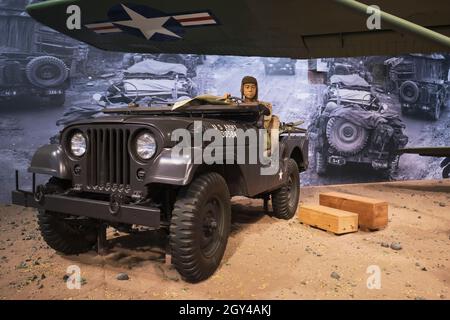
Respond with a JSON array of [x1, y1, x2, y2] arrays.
[[26, 56, 68, 88], [326, 117, 369, 155], [399, 80, 419, 103]]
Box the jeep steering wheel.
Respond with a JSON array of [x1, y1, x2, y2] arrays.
[[105, 81, 139, 105]]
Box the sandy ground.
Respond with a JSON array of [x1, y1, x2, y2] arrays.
[[0, 179, 449, 300]]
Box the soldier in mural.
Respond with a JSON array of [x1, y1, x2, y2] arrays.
[[70, 44, 90, 77]]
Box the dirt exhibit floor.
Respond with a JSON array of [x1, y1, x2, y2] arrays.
[[0, 179, 448, 300]]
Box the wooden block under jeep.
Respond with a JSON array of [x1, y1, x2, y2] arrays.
[[298, 205, 358, 235], [319, 192, 388, 231]]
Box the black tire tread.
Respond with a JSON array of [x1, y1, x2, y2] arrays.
[[37, 178, 97, 255], [26, 56, 68, 88], [272, 159, 300, 220], [38, 210, 97, 255], [170, 172, 231, 283]]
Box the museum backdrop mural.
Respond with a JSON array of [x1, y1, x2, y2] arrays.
[[0, 1, 449, 203]]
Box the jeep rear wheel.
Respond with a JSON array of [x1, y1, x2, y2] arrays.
[[170, 172, 231, 283], [49, 93, 66, 107], [271, 159, 300, 220], [431, 99, 441, 121], [401, 105, 410, 116], [315, 151, 328, 176]]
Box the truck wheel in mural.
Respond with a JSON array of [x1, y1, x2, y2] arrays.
[[48, 92, 66, 107], [37, 178, 98, 255], [378, 156, 399, 180], [326, 117, 369, 155], [401, 105, 411, 116], [157, 54, 184, 65], [26, 56, 68, 88], [399, 80, 420, 104], [430, 96, 442, 121], [315, 151, 328, 176]]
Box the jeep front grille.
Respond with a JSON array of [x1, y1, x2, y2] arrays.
[[86, 128, 131, 190]]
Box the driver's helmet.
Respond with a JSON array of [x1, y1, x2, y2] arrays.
[[241, 76, 258, 101]]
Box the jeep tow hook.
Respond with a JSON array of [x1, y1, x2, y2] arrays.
[[109, 194, 122, 216], [34, 185, 46, 204]]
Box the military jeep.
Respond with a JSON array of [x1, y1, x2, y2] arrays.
[[388, 54, 449, 120], [12, 96, 308, 282], [311, 74, 408, 177], [262, 58, 296, 75], [0, 4, 74, 106]]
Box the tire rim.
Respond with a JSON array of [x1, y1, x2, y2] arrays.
[[404, 86, 415, 98], [201, 196, 223, 258], [37, 65, 60, 80], [337, 123, 358, 143]]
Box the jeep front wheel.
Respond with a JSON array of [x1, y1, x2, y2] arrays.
[[37, 178, 98, 255], [38, 210, 98, 255], [271, 159, 300, 219], [170, 172, 231, 283]]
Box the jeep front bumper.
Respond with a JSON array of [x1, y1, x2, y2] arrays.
[[11, 171, 160, 228]]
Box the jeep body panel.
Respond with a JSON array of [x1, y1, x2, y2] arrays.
[[28, 144, 72, 179], [58, 113, 307, 198], [14, 102, 309, 228]]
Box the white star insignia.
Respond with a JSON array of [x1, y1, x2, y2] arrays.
[[114, 4, 181, 40]]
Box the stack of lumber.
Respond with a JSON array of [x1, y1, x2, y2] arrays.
[[298, 192, 388, 235]]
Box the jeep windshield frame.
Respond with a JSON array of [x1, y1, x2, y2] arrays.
[[102, 103, 271, 119]]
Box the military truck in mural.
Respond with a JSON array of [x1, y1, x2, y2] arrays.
[[262, 57, 297, 75], [387, 54, 449, 120], [311, 74, 409, 177], [0, 2, 80, 106]]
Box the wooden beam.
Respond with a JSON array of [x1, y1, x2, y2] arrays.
[[298, 204, 358, 235], [319, 192, 388, 231]]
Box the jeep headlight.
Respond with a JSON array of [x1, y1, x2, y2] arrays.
[[70, 132, 86, 157], [136, 132, 156, 160]]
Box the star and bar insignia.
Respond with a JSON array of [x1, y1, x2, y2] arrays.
[[84, 3, 219, 41]]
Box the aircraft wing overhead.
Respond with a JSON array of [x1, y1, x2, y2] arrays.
[[26, 0, 450, 58]]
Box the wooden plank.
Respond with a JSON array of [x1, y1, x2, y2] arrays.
[[319, 192, 388, 231], [298, 205, 358, 235]]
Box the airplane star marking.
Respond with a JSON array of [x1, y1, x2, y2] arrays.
[[113, 4, 181, 40], [84, 4, 219, 41]]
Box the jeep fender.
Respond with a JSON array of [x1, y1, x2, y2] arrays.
[[28, 144, 72, 179], [144, 148, 201, 186]]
